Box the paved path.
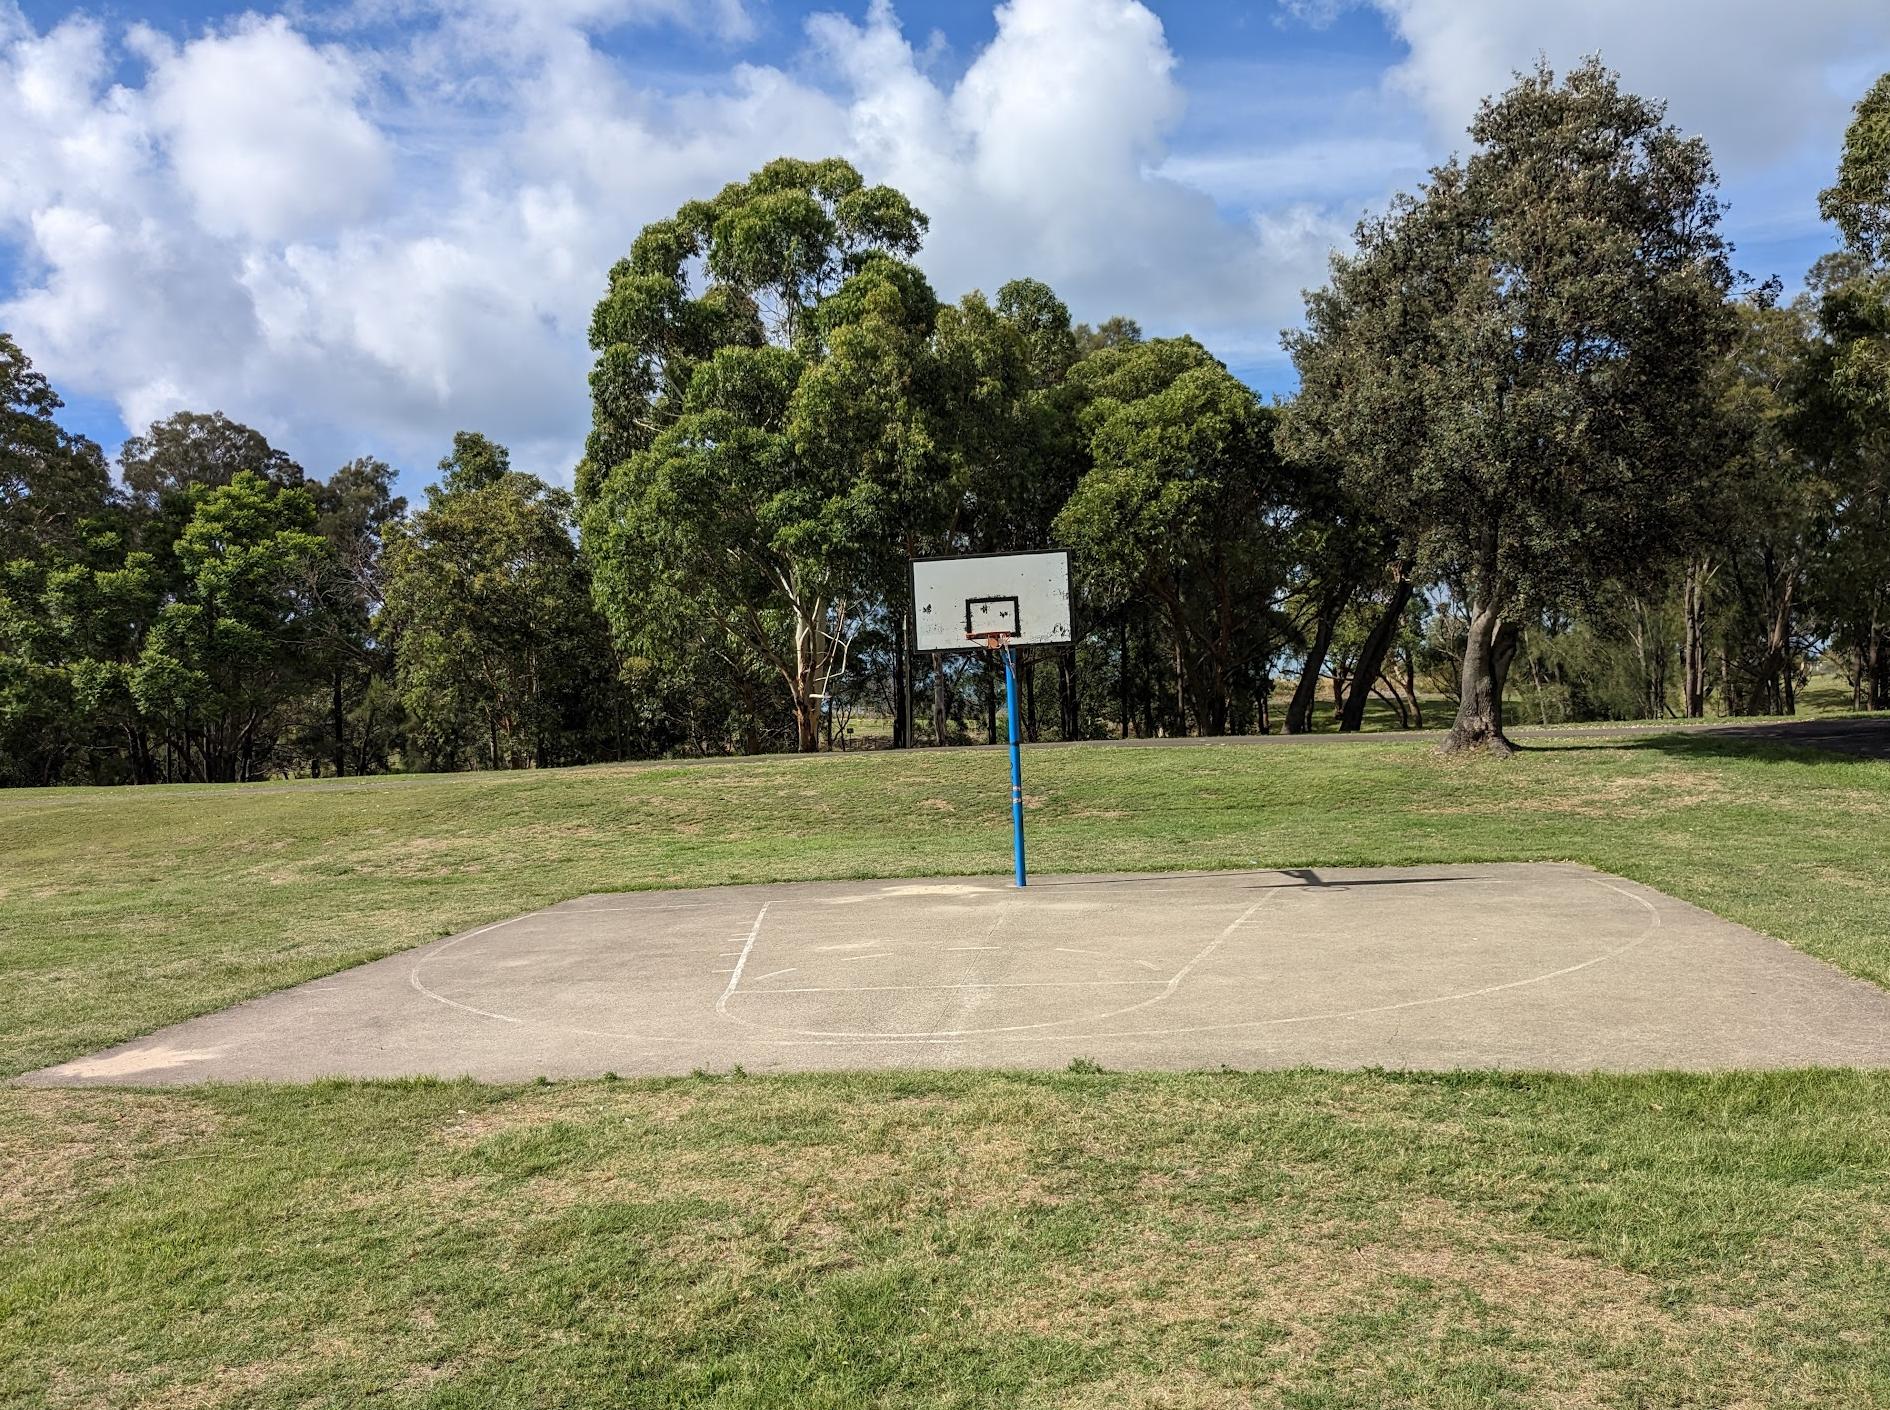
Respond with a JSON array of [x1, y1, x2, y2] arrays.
[[25, 864, 1890, 1086]]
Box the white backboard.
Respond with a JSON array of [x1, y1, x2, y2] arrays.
[[911, 551, 1072, 652]]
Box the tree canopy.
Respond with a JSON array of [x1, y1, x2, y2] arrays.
[[6, 59, 1890, 783], [1283, 59, 1736, 751]]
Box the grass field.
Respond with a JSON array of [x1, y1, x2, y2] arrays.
[[845, 670, 1876, 746], [5, 733, 1890, 1406]]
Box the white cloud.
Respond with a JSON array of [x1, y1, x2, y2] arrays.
[[137, 16, 393, 242], [1369, 0, 1890, 173], [1160, 136, 1429, 205], [806, 0, 1325, 359], [4, 0, 1312, 484], [0, 0, 1883, 488]]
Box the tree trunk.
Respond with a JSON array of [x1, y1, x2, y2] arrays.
[[1372, 679, 1409, 728], [1492, 619, 1519, 700], [1286, 589, 1344, 734], [1339, 563, 1414, 732], [892, 613, 909, 750], [330, 670, 346, 778], [990, 657, 1005, 748], [1751, 573, 1796, 716], [1442, 602, 1516, 755], [932, 652, 949, 746], [1024, 658, 1039, 743], [1119, 617, 1131, 738], [1867, 607, 1887, 710], [794, 694, 820, 752], [1682, 559, 1710, 718], [1058, 651, 1077, 741], [1164, 631, 1179, 729]]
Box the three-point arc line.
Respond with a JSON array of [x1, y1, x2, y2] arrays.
[[407, 877, 1661, 1049]]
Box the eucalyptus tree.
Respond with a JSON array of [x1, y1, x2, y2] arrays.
[[127, 472, 328, 782], [580, 158, 931, 752], [119, 411, 304, 512], [923, 278, 1089, 741], [1809, 77, 1890, 707], [1821, 72, 1890, 266], [1055, 337, 1293, 736], [307, 456, 405, 775], [1283, 60, 1735, 752], [1, 334, 114, 564], [385, 439, 617, 771], [793, 255, 952, 747], [1692, 296, 1828, 715], [0, 376, 153, 783]]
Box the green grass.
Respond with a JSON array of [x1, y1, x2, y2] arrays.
[[4, 734, 1890, 1406], [4, 734, 1886, 1079], [6, 1070, 1890, 1407]]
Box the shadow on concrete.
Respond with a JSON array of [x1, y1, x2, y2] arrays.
[[1255, 869, 1488, 890]]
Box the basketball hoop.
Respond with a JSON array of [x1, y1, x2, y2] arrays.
[[910, 551, 1071, 891]]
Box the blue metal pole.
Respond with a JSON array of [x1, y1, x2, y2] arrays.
[[1003, 644, 1027, 888]]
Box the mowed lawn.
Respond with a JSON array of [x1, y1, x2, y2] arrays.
[[4, 734, 1890, 1407], [4, 732, 1887, 1077]]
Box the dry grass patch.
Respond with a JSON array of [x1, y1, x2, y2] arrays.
[[0, 1091, 223, 1228]]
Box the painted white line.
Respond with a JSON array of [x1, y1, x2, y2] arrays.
[[407, 914, 537, 1024], [752, 968, 798, 983], [843, 953, 891, 962], [949, 946, 1000, 951], [715, 893, 1275, 1040], [713, 905, 769, 1019], [555, 901, 720, 914], [1132, 959, 1159, 971], [734, 979, 1166, 995], [1096, 876, 1667, 1039], [407, 869, 1659, 1052], [1056, 947, 1105, 957]]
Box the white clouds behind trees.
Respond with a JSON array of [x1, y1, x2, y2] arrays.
[[0, 0, 1883, 487]]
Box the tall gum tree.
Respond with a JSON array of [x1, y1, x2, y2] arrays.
[[384, 439, 615, 771], [1811, 76, 1890, 708], [1055, 337, 1294, 736], [1283, 60, 1735, 753], [580, 158, 930, 753]]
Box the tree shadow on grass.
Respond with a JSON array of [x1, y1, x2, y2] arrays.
[[1514, 726, 1889, 766]]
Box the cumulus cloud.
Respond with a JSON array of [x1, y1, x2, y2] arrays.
[[1369, 0, 1890, 172], [0, 0, 1882, 487], [806, 0, 1336, 365], [135, 17, 393, 242], [3, 0, 1327, 483]]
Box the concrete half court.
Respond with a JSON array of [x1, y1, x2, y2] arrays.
[[24, 864, 1890, 1085]]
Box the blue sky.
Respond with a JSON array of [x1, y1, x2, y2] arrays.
[[3, 0, 1886, 501]]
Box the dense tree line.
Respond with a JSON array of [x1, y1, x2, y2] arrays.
[[4, 62, 1888, 783]]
